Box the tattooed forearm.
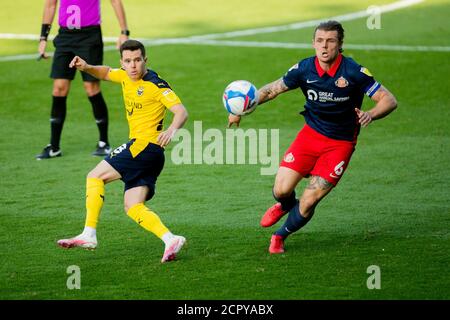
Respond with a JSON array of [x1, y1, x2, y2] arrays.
[[307, 176, 334, 191], [257, 78, 290, 105]]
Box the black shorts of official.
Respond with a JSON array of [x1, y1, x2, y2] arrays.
[[104, 140, 165, 201], [51, 25, 103, 82]]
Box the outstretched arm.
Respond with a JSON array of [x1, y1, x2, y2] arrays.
[[69, 56, 111, 81], [257, 78, 291, 106], [158, 104, 189, 147], [228, 78, 291, 127], [110, 0, 129, 48], [356, 85, 398, 127]]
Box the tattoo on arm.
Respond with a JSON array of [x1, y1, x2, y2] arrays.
[[258, 78, 290, 105], [306, 176, 334, 191]]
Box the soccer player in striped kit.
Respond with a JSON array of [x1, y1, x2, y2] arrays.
[[228, 21, 398, 254], [36, 0, 129, 159]]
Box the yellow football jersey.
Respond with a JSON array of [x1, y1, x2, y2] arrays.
[[108, 68, 182, 156]]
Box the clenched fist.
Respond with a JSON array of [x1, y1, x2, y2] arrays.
[[69, 56, 88, 71]]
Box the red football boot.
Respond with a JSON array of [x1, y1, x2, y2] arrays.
[[260, 203, 288, 227], [269, 235, 285, 254]]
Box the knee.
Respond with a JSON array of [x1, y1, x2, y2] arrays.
[[84, 81, 100, 97], [272, 185, 294, 199], [87, 170, 100, 179], [124, 201, 140, 215], [52, 82, 69, 96]]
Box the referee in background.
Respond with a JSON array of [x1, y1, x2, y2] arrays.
[[36, 0, 130, 159]]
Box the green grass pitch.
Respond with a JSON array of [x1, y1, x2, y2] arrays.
[[0, 0, 449, 299]]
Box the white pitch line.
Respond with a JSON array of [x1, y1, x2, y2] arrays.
[[0, 0, 425, 43], [183, 0, 424, 40], [0, 33, 47, 40], [0, 0, 429, 62], [166, 40, 450, 52], [0, 33, 118, 42], [3, 40, 447, 63], [0, 52, 53, 62], [124, 0, 425, 46], [344, 43, 450, 52]]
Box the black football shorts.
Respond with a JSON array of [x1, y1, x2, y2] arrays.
[[51, 25, 103, 82], [104, 140, 165, 201]]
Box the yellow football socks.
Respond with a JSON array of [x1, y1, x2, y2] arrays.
[[85, 177, 105, 228], [127, 203, 169, 239]]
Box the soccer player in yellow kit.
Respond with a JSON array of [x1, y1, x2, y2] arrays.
[[57, 40, 188, 263]]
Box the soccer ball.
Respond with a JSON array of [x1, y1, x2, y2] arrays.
[[222, 80, 259, 116]]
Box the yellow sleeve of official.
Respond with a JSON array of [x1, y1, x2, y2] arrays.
[[108, 68, 126, 83]]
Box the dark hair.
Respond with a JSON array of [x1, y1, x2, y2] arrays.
[[119, 39, 146, 58], [314, 20, 345, 52]]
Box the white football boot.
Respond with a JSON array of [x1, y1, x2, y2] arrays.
[[161, 235, 186, 263], [57, 234, 97, 250]]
